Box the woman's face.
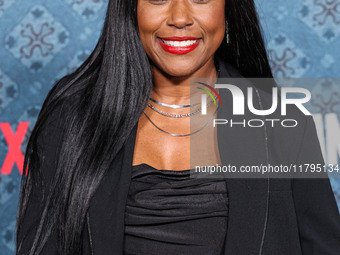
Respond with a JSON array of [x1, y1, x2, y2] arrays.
[[137, 0, 226, 77]]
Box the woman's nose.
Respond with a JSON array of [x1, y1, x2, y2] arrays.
[[167, 0, 194, 29]]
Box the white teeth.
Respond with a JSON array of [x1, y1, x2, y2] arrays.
[[162, 39, 198, 47]]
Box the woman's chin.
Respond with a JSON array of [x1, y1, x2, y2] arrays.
[[157, 65, 199, 78]]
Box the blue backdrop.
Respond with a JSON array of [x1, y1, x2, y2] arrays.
[[0, 0, 339, 254]]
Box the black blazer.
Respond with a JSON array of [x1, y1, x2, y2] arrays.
[[17, 59, 340, 255]]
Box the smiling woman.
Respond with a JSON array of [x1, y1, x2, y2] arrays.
[[16, 0, 340, 255]]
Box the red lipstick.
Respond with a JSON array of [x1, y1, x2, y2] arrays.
[[157, 36, 201, 55]]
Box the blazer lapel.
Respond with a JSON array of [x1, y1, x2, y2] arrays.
[[217, 59, 270, 255]]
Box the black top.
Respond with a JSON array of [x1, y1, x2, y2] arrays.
[[123, 163, 229, 255]]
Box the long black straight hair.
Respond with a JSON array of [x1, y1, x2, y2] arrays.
[[16, 0, 273, 254]]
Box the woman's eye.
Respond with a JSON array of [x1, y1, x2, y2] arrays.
[[148, 0, 168, 3]]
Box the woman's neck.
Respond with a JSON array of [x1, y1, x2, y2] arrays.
[[150, 57, 218, 105]]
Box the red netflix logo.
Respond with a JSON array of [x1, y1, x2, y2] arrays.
[[0, 122, 29, 175]]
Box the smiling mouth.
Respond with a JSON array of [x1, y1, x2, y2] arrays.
[[157, 36, 202, 55], [160, 39, 199, 47]]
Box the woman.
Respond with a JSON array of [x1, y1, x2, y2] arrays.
[[16, 0, 340, 254]]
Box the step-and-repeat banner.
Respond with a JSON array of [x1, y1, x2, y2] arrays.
[[0, 0, 339, 254]]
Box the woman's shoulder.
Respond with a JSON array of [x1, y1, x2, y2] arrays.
[[221, 62, 320, 164], [220, 60, 310, 130]]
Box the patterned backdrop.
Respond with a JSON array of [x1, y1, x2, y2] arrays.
[[0, 0, 339, 254]]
